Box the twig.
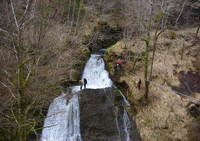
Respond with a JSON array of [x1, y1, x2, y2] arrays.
[[10, 0, 20, 32], [195, 25, 200, 38], [19, 0, 31, 24], [0, 81, 16, 99], [20, 15, 34, 29], [175, 0, 187, 24], [0, 28, 10, 35], [11, 108, 20, 127], [25, 56, 40, 82], [32, 122, 39, 141]]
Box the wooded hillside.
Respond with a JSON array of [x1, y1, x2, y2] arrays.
[[0, 0, 199, 140]]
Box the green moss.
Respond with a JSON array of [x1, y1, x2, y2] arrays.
[[107, 41, 125, 53], [164, 31, 177, 40], [142, 119, 153, 127], [107, 63, 115, 76], [85, 22, 122, 51], [71, 70, 80, 80]]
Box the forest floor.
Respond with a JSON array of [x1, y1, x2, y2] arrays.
[[104, 27, 200, 141]]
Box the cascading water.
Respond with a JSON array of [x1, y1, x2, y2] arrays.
[[123, 110, 132, 141], [40, 94, 82, 141], [82, 54, 113, 88], [72, 54, 113, 92], [40, 54, 134, 141]]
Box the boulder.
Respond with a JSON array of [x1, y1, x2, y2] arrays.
[[79, 89, 121, 141], [79, 88, 142, 141]]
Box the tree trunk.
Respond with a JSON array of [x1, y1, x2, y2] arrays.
[[144, 39, 150, 101], [195, 25, 200, 39], [145, 81, 150, 100]]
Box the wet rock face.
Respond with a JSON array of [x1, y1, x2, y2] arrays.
[[79, 89, 121, 141], [79, 88, 142, 141], [84, 22, 123, 52], [61, 80, 79, 87], [115, 81, 131, 96]]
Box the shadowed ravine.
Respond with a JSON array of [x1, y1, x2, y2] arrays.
[[40, 54, 141, 141]]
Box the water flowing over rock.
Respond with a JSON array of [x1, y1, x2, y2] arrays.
[[82, 54, 113, 89], [40, 94, 82, 141], [79, 88, 120, 141], [40, 54, 141, 141], [79, 88, 141, 141], [72, 54, 113, 93]]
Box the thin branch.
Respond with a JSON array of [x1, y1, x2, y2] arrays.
[[195, 25, 200, 38], [175, 0, 187, 24], [74, 0, 84, 36], [10, 0, 20, 32], [67, 0, 72, 25], [0, 81, 16, 99], [19, 0, 31, 24], [20, 15, 34, 29], [25, 57, 40, 82], [0, 28, 10, 35], [32, 122, 39, 141], [11, 108, 20, 127], [2, 36, 13, 42], [12, 38, 19, 61]]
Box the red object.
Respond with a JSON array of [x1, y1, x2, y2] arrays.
[[117, 60, 123, 65]]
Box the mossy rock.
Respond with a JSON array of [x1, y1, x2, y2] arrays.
[[114, 95, 123, 106], [107, 41, 125, 55], [76, 46, 90, 56], [98, 21, 107, 25], [107, 63, 115, 76], [84, 21, 123, 52], [97, 37, 120, 49], [71, 70, 80, 80], [61, 80, 79, 87]]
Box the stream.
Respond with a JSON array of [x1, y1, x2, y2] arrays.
[[40, 54, 141, 141]]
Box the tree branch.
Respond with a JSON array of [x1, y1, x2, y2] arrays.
[[175, 0, 187, 24], [10, 0, 20, 32], [0, 28, 10, 35], [19, 0, 31, 24], [0, 81, 16, 99]]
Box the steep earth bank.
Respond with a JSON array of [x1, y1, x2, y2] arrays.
[[104, 27, 200, 141]]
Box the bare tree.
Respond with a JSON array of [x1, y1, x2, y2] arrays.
[[0, 1, 48, 140], [133, 0, 169, 101], [195, 24, 200, 39]]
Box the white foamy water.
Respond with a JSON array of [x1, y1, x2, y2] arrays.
[[82, 54, 113, 88], [40, 94, 82, 141], [123, 110, 131, 141], [72, 54, 113, 92], [40, 54, 112, 141], [40, 54, 133, 141]]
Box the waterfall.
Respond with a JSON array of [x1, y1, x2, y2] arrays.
[[123, 110, 131, 141], [40, 54, 134, 141], [82, 54, 113, 88], [40, 94, 82, 141], [40, 54, 112, 141], [72, 54, 112, 92]]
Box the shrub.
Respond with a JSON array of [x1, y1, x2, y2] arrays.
[[165, 31, 177, 40]]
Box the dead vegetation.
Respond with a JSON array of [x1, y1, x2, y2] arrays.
[[0, 0, 90, 140], [105, 27, 200, 141], [0, 0, 199, 140]]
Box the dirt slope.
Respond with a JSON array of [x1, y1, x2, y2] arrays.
[[104, 27, 200, 141]]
